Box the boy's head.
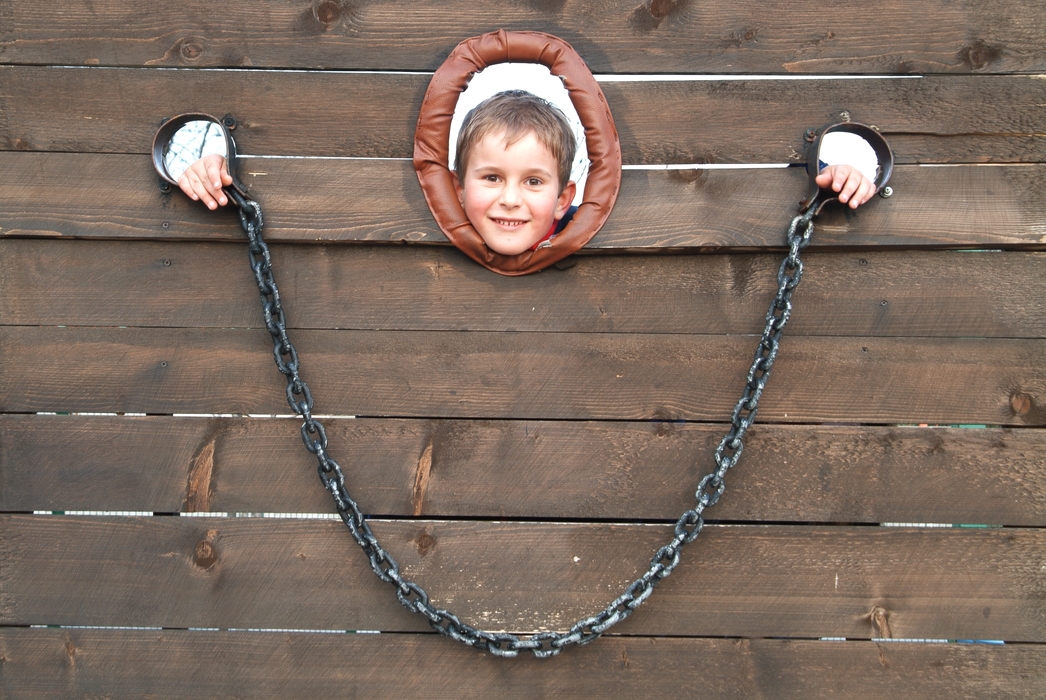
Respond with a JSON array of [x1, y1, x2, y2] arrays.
[[453, 90, 578, 255]]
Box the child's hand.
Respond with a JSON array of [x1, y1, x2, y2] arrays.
[[815, 164, 876, 210], [177, 154, 232, 210]]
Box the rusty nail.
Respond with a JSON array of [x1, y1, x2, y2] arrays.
[[804, 129, 818, 143]]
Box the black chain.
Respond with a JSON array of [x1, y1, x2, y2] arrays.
[[228, 188, 815, 657]]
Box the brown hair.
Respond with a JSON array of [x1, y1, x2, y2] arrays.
[[455, 90, 577, 192]]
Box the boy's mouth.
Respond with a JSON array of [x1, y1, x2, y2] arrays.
[[489, 217, 528, 229]]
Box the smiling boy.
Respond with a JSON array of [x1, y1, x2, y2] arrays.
[[452, 90, 578, 255]]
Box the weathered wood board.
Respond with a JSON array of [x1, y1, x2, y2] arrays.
[[3, 416, 1044, 525], [3, 0, 1044, 74], [3, 67, 1045, 163], [2, 630, 1043, 700]]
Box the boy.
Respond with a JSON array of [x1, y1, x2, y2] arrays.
[[175, 92, 878, 237], [451, 90, 578, 255]]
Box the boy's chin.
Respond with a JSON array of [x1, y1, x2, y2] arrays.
[[482, 239, 535, 256], [478, 228, 546, 256]]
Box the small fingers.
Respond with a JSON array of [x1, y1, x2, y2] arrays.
[[177, 156, 230, 209], [817, 165, 876, 209], [180, 168, 220, 209], [842, 171, 877, 209], [837, 171, 862, 207], [203, 161, 228, 206], [852, 177, 876, 208], [220, 158, 234, 187], [814, 167, 835, 191]]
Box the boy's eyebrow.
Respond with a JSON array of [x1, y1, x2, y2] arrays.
[[469, 162, 557, 178]]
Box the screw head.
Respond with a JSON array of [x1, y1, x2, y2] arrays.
[[880, 186, 894, 198]]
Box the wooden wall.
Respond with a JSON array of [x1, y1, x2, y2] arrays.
[[1, 1, 1045, 697]]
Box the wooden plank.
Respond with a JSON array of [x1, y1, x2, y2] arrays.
[[3, 67, 1045, 164], [3, 416, 1044, 526], [3, 153, 1046, 249], [2, 0, 1044, 74], [4, 239, 1045, 338], [2, 327, 1043, 425], [1, 629, 1043, 699], [2, 515, 1043, 641]]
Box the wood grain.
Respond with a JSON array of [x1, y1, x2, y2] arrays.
[[2, 0, 1043, 74], [3, 239, 1044, 338], [1, 629, 1043, 699], [2, 327, 1043, 425], [3, 2, 1044, 687], [2, 515, 1043, 641], [2, 415, 1043, 526], [3, 66, 1045, 163], [3, 154, 1046, 249]]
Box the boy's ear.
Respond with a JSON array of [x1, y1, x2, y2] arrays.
[[555, 181, 577, 218], [453, 175, 465, 207]]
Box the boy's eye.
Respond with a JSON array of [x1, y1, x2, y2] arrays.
[[526, 177, 543, 186]]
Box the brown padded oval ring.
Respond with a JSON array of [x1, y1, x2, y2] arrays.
[[414, 30, 622, 276]]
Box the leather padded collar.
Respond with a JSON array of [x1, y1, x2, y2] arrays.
[[414, 30, 622, 276]]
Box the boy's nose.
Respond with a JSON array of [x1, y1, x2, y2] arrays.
[[498, 183, 521, 207]]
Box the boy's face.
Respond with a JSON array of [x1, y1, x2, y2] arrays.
[[455, 130, 576, 256]]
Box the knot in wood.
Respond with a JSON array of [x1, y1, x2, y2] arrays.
[[646, 0, 686, 20], [671, 168, 704, 185], [314, 0, 342, 27], [1010, 392, 1033, 417], [414, 530, 436, 556], [958, 40, 1002, 70], [175, 37, 204, 62], [193, 539, 219, 569], [869, 605, 891, 638]]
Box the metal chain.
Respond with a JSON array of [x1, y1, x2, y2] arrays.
[[228, 188, 815, 658]]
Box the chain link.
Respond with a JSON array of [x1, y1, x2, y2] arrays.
[[228, 188, 815, 657]]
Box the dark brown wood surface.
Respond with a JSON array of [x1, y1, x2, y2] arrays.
[[3, 416, 1043, 526], [3, 326, 1043, 425], [4, 154, 1046, 249], [3, 1, 1044, 689], [3, 239, 1044, 337], [1, 629, 1043, 699], [2, 0, 1044, 74], [2, 515, 1043, 641], [3, 66, 1045, 163]]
